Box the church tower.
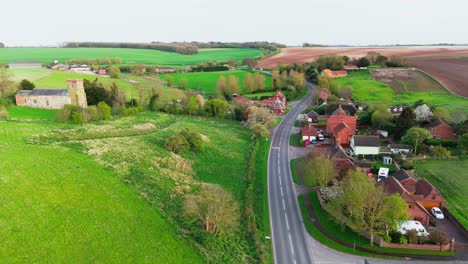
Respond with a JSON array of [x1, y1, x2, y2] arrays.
[[67, 79, 88, 108]]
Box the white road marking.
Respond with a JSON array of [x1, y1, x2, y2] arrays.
[[282, 198, 286, 210], [285, 212, 290, 230], [280, 187, 283, 197], [289, 233, 295, 255], [279, 176, 282, 186]]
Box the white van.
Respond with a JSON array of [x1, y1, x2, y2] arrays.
[[397, 221, 429, 237]]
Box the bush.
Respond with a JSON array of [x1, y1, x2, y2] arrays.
[[71, 112, 83, 124], [390, 231, 402, 243], [85, 105, 99, 121], [426, 139, 458, 148], [407, 230, 418, 244], [428, 229, 449, 247], [19, 79, 35, 90], [0, 105, 8, 119], [180, 129, 205, 151], [399, 236, 408, 245], [431, 146, 451, 159], [165, 134, 190, 154], [97, 101, 111, 120]]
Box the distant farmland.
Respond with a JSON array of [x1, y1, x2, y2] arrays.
[[0, 47, 263, 65]]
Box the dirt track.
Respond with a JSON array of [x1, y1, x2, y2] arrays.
[[258, 46, 468, 98]]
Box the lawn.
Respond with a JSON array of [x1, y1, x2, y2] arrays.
[[0, 121, 203, 263], [27, 112, 256, 262], [7, 106, 58, 121], [0, 47, 263, 65], [160, 70, 273, 94], [333, 71, 468, 122], [414, 158, 468, 229]]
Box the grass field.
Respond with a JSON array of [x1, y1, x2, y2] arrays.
[[414, 158, 468, 229], [8, 106, 58, 121], [0, 121, 203, 262], [0, 47, 263, 65], [160, 70, 273, 94], [333, 71, 468, 122]]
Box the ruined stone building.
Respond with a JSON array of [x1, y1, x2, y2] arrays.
[[16, 79, 88, 109]]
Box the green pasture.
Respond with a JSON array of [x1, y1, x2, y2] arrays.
[[0, 47, 263, 65], [414, 158, 468, 229], [333, 71, 468, 122], [0, 121, 203, 263], [160, 70, 273, 94]]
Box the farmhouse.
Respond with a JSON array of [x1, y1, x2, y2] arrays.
[[69, 64, 91, 73], [350, 135, 380, 155], [155, 67, 177, 74], [307, 110, 319, 122], [8, 61, 41, 69], [260, 90, 286, 115], [301, 124, 318, 142], [15, 79, 88, 109], [326, 105, 357, 145], [425, 119, 457, 140], [323, 69, 348, 78], [97, 68, 107, 75]]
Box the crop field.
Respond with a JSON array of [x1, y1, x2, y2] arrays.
[[371, 69, 444, 93], [0, 47, 263, 65], [160, 70, 273, 94], [414, 159, 468, 229], [333, 71, 468, 122], [0, 121, 203, 262], [24, 112, 254, 261]]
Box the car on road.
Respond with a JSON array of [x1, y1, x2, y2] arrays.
[[318, 134, 324, 141], [431, 207, 445, 219]]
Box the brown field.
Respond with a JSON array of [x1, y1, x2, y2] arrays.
[[370, 69, 445, 93], [409, 58, 468, 97], [258, 46, 468, 97]]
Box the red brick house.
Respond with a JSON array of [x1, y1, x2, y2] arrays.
[[301, 124, 318, 143], [97, 68, 107, 75], [402, 179, 446, 211], [326, 105, 357, 145], [379, 176, 431, 226], [261, 90, 286, 115], [313, 144, 356, 178], [425, 119, 457, 140]]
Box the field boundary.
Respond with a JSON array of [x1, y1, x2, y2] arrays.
[[413, 68, 468, 100]]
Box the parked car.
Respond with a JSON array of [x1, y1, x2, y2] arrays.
[[431, 207, 445, 220], [397, 221, 429, 236], [318, 134, 324, 141]]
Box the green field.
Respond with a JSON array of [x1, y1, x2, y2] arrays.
[[0, 110, 257, 262], [10, 68, 186, 103], [0, 47, 263, 65], [160, 70, 273, 94], [8, 106, 58, 121], [0, 121, 203, 262], [414, 158, 468, 228], [333, 71, 468, 122]]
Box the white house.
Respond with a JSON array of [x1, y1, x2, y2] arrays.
[[350, 135, 380, 155]]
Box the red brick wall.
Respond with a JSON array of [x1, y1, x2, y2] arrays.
[[379, 240, 451, 251], [430, 124, 456, 140]]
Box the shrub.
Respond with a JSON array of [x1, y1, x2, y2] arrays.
[[426, 139, 458, 148], [71, 112, 83, 124], [0, 105, 8, 119], [165, 134, 190, 154], [390, 231, 402, 243], [19, 79, 35, 90], [180, 129, 205, 151], [407, 230, 418, 244], [85, 105, 99, 121], [97, 101, 111, 120], [431, 146, 451, 159], [429, 229, 449, 249], [399, 236, 408, 245]]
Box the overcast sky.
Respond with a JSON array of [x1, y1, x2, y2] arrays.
[[2, 0, 467, 46]]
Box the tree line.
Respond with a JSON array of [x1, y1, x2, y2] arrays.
[[65, 42, 198, 55]]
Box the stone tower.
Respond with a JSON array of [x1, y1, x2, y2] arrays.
[[67, 79, 88, 108]]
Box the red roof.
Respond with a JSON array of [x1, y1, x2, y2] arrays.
[[344, 65, 359, 70], [302, 124, 318, 137]]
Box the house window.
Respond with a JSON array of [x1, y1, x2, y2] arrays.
[[408, 204, 412, 208], [46, 100, 49, 106], [33, 99, 37, 104]]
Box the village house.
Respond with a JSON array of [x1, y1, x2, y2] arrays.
[[325, 104, 357, 116], [307, 110, 319, 123], [425, 119, 457, 140], [326, 104, 357, 145], [69, 64, 91, 73], [323, 69, 348, 78], [350, 135, 380, 155], [8, 61, 42, 69], [15, 79, 88, 109], [155, 67, 177, 74], [301, 123, 318, 143], [260, 90, 286, 115], [312, 144, 356, 178], [97, 68, 107, 75]]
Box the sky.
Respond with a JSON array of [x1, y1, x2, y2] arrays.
[[1, 0, 467, 46]]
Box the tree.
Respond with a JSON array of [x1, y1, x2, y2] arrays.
[[148, 93, 159, 112], [433, 107, 451, 123], [84, 79, 112, 106], [381, 194, 410, 236], [316, 55, 345, 71], [181, 129, 205, 151], [227, 75, 240, 96], [395, 107, 416, 139], [0, 105, 8, 119], [97, 101, 111, 120], [254, 72, 266, 91], [165, 134, 190, 153], [432, 146, 451, 159], [371, 105, 392, 128], [204, 98, 228, 118], [272, 70, 281, 89], [386, 56, 408, 67], [165, 75, 174, 87], [183, 184, 240, 236], [356, 57, 370, 68], [458, 133, 468, 154], [243, 73, 255, 93], [107, 65, 120, 78], [366, 51, 380, 64], [338, 86, 352, 100], [110, 82, 126, 107], [414, 104, 433, 122], [131, 64, 146, 76], [429, 229, 449, 251], [242, 58, 257, 68], [302, 154, 335, 187], [186, 96, 199, 116], [0, 67, 15, 98], [216, 76, 227, 97], [403, 127, 432, 153], [375, 55, 388, 66], [243, 106, 275, 137], [317, 74, 333, 89], [19, 79, 35, 90], [305, 63, 319, 83]]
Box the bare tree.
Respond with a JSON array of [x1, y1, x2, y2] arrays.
[[243, 73, 255, 93], [0, 67, 15, 98], [183, 184, 240, 236], [254, 72, 266, 91]]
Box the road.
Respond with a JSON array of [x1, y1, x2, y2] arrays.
[[268, 82, 315, 264]]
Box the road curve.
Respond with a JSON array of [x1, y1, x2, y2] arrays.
[[268, 83, 316, 264]]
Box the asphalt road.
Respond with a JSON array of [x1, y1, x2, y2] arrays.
[[268, 82, 316, 264]]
